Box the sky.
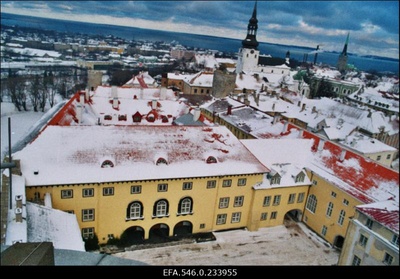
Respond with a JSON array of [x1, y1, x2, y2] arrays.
[[1, 1, 399, 59]]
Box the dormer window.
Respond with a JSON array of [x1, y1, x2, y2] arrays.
[[206, 156, 217, 164], [101, 160, 114, 168], [270, 174, 281, 185], [295, 172, 305, 183], [156, 157, 168, 165]]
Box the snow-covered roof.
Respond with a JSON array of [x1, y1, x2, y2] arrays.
[[357, 199, 399, 233], [13, 125, 269, 186]]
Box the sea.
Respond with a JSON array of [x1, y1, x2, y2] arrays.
[[1, 12, 399, 74]]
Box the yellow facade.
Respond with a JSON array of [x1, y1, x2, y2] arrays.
[[26, 174, 273, 244], [302, 170, 363, 247]]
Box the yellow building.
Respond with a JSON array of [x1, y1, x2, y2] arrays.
[[14, 125, 272, 244]]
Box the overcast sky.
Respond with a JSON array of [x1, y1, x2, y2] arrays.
[[1, 1, 399, 59]]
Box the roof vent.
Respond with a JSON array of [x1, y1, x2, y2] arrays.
[[34, 170, 39, 175]]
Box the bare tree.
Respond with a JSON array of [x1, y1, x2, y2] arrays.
[[29, 74, 41, 112]]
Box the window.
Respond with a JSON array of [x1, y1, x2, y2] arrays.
[[297, 192, 305, 203], [207, 180, 217, 189], [383, 253, 394, 265], [231, 212, 241, 223], [306, 194, 317, 213], [61, 190, 73, 199], [237, 178, 247, 186], [343, 199, 349, 206], [321, 225, 327, 236], [260, 212, 268, 221], [82, 188, 94, 197], [234, 196, 244, 207], [131, 185, 142, 194], [207, 180, 216, 188], [288, 193, 296, 204], [222, 179, 232, 187], [295, 172, 305, 183], [352, 255, 361, 266], [366, 218, 373, 229], [386, 154, 391, 160], [158, 183, 168, 192], [377, 155, 381, 161], [200, 224, 205, 229], [271, 175, 281, 185], [154, 200, 168, 217], [206, 156, 217, 164], [338, 210, 346, 225], [103, 187, 114, 196], [271, 211, 277, 219], [128, 202, 143, 219], [331, 191, 337, 198], [359, 234, 368, 247], [263, 196, 271, 207], [219, 197, 229, 209], [156, 157, 168, 165], [273, 195, 281, 206], [216, 214, 227, 225], [326, 202, 334, 217], [178, 198, 193, 215], [392, 234, 399, 247], [182, 182, 193, 190], [82, 209, 95, 222], [101, 160, 114, 168], [82, 227, 95, 239]]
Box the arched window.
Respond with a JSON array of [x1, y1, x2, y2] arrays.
[[153, 199, 169, 217], [206, 156, 217, 164], [127, 201, 143, 219], [101, 160, 114, 168], [156, 157, 168, 165], [178, 197, 193, 215], [306, 194, 317, 213]]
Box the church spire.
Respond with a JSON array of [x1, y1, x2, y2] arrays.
[[241, 1, 259, 49], [341, 32, 350, 56]]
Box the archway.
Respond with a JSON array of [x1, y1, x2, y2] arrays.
[[173, 221, 193, 237], [149, 223, 170, 243], [333, 235, 345, 249], [120, 226, 145, 246]]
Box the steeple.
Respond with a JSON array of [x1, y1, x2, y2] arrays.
[[341, 32, 350, 56], [241, 1, 259, 49], [337, 32, 350, 73]]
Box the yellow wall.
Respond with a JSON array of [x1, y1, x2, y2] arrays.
[[303, 170, 363, 246], [249, 185, 309, 231], [26, 173, 266, 244]]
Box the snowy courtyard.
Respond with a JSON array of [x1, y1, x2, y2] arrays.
[[113, 220, 340, 266]]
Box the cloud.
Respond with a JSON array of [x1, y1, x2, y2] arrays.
[[0, 1, 398, 59]]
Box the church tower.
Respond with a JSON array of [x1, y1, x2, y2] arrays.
[[236, 1, 260, 73], [337, 32, 350, 73]]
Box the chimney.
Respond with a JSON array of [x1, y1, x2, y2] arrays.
[[312, 106, 317, 113], [272, 103, 275, 111], [367, 110, 372, 118], [297, 101, 301, 107], [272, 114, 280, 124], [79, 91, 85, 104], [298, 129, 304, 138], [112, 86, 118, 109], [282, 121, 288, 133], [227, 105, 232, 115], [300, 103, 306, 112], [15, 207, 23, 223], [152, 99, 158, 110], [76, 102, 83, 124], [193, 107, 201, 122], [339, 149, 346, 162], [160, 87, 167, 100], [85, 88, 90, 101], [317, 139, 325, 151]]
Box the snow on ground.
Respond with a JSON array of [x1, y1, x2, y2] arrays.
[[114, 221, 340, 266]]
